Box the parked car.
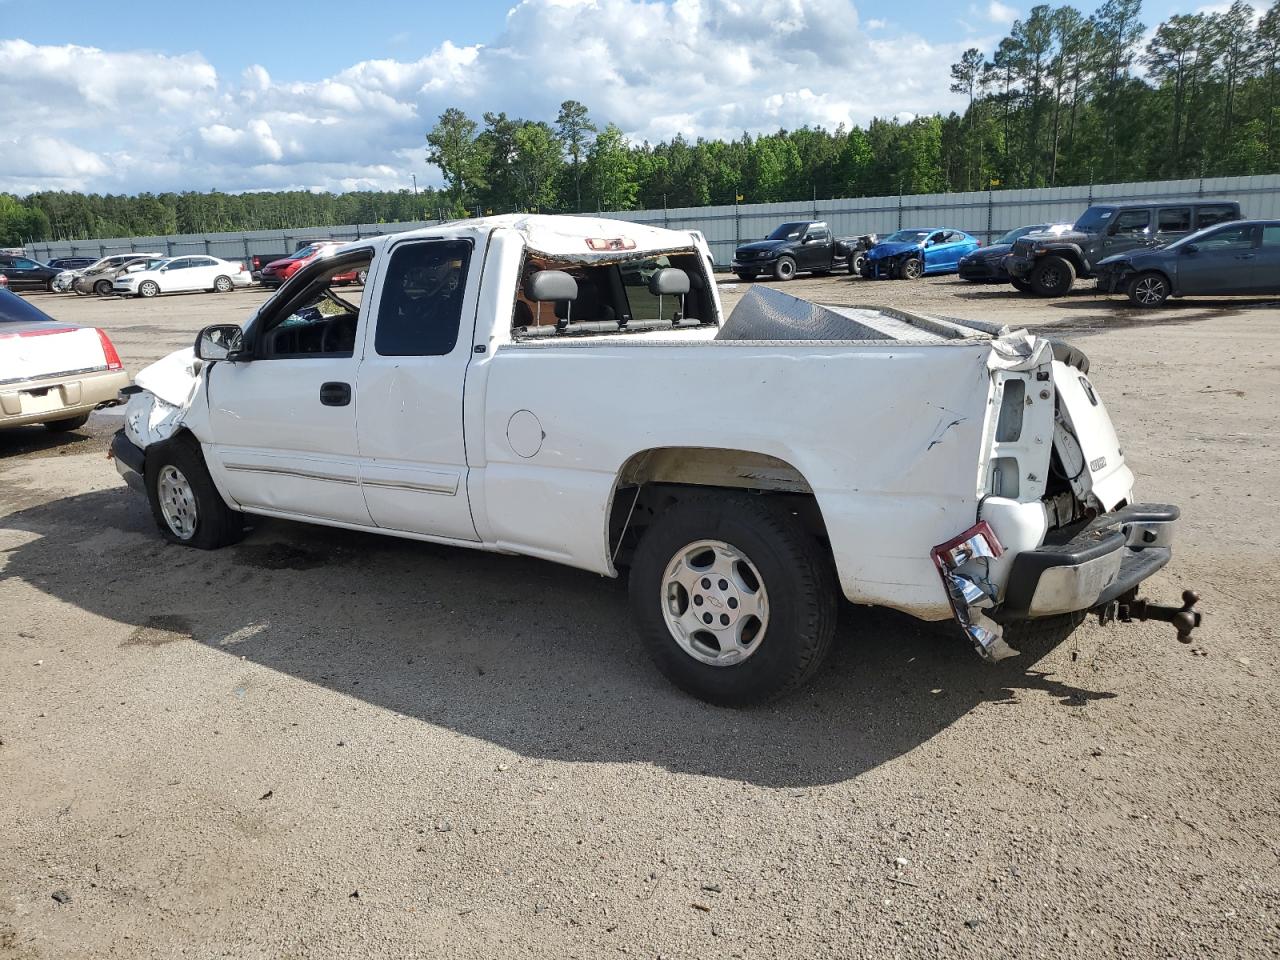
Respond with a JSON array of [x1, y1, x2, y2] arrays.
[[258, 241, 359, 288], [1093, 219, 1280, 307], [73, 255, 162, 296], [0, 287, 128, 432], [0, 254, 61, 292], [731, 221, 872, 281], [110, 214, 1197, 705], [0, 274, 7, 288], [114, 256, 252, 298], [861, 228, 980, 279], [1004, 199, 1242, 296], [958, 224, 1071, 282], [54, 253, 162, 294], [46, 257, 96, 271]]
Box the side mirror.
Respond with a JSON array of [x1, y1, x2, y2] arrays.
[[1182, 243, 1199, 254], [159, 267, 168, 273], [194, 324, 244, 362]]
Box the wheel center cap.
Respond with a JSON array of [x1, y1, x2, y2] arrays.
[[692, 574, 741, 628]]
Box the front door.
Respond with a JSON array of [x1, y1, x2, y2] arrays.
[[1177, 223, 1258, 295], [203, 253, 373, 525], [355, 236, 480, 542], [1101, 208, 1154, 258]]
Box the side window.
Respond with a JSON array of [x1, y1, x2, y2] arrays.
[[1157, 208, 1191, 233], [1262, 226, 1280, 247], [1199, 225, 1255, 250], [255, 254, 370, 359], [14, 258, 37, 269], [167, 259, 190, 270], [1195, 204, 1238, 229], [374, 240, 471, 357], [808, 228, 829, 243], [1111, 210, 1151, 235]]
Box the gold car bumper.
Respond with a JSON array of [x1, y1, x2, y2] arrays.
[[0, 368, 130, 429]]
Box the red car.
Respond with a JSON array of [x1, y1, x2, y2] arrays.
[[258, 241, 359, 288]]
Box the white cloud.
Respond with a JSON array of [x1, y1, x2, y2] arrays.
[[0, 0, 978, 196], [984, 1, 1017, 25]]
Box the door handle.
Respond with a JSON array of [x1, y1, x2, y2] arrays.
[[320, 382, 351, 406]]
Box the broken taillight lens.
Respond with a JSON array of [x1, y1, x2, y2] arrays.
[[96, 328, 123, 370]]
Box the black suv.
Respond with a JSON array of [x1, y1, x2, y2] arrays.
[[0, 254, 61, 292], [1004, 199, 1242, 296]]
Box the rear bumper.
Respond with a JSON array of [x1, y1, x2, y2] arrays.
[[0, 368, 130, 429], [994, 503, 1179, 621]]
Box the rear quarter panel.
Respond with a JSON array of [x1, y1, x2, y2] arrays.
[[475, 339, 997, 619]]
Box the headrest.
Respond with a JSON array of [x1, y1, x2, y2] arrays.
[[527, 270, 578, 303], [647, 267, 690, 296]]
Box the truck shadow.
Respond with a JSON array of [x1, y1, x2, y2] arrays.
[[2, 489, 1115, 788]]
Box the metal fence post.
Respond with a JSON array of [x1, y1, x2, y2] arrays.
[[987, 187, 993, 243]]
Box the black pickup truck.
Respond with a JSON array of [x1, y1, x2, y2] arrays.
[[732, 221, 875, 281]]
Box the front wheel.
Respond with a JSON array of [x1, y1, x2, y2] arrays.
[[900, 256, 924, 280], [628, 494, 837, 706], [1128, 271, 1170, 308], [94, 279, 113, 296], [849, 253, 865, 276], [145, 434, 245, 549], [138, 280, 160, 298], [773, 256, 797, 281], [1010, 277, 1033, 293], [213, 275, 233, 293], [1030, 255, 1076, 297]]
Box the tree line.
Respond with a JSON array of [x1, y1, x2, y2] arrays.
[[2, 0, 1277, 247]]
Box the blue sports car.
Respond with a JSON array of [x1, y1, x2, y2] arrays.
[[860, 228, 981, 280]]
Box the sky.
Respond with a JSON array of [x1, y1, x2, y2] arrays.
[[0, 0, 1216, 196]]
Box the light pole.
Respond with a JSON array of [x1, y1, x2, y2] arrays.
[[411, 174, 418, 195]]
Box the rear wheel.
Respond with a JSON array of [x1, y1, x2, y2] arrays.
[[144, 434, 245, 549], [628, 494, 837, 705], [1030, 255, 1076, 297], [1127, 271, 1170, 307], [773, 256, 797, 281], [900, 256, 924, 280], [44, 413, 90, 433], [213, 275, 233, 293], [138, 280, 159, 298]]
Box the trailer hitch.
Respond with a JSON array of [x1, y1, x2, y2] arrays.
[[1099, 589, 1202, 643]]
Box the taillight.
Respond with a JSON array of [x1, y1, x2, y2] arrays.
[[237, 262, 245, 272], [96, 328, 123, 370]]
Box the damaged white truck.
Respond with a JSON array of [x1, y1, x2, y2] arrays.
[[111, 214, 1200, 705]]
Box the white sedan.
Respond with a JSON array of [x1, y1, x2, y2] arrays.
[[114, 256, 252, 298]]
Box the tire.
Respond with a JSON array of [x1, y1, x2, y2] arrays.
[[213, 275, 233, 293], [1010, 278, 1033, 293], [734, 271, 754, 281], [1029, 255, 1076, 297], [628, 493, 838, 706], [73, 285, 88, 297], [849, 253, 865, 276], [357, 269, 368, 285], [144, 433, 245, 550], [900, 256, 924, 281], [1127, 271, 1170, 308], [44, 413, 90, 433], [138, 280, 159, 298], [46, 279, 56, 292], [773, 256, 797, 281], [93, 279, 113, 297], [1002, 611, 1088, 652]]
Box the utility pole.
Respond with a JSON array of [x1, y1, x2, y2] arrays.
[[411, 174, 418, 195]]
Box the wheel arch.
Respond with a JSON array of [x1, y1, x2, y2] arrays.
[[605, 446, 831, 568]]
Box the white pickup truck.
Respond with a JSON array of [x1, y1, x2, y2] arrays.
[[112, 214, 1199, 705]]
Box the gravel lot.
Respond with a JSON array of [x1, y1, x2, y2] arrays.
[[2, 275, 1277, 958]]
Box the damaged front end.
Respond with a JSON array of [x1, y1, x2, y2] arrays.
[[109, 347, 202, 491]]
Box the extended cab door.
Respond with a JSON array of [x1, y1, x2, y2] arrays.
[[354, 237, 480, 542], [203, 251, 372, 526]]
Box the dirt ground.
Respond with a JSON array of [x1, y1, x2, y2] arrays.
[[2, 275, 1277, 959]]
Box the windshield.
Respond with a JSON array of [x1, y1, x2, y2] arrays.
[[998, 225, 1046, 244], [766, 223, 807, 241], [1073, 206, 1116, 232], [883, 230, 929, 244]]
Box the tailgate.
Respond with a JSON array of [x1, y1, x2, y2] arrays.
[[1050, 360, 1134, 511], [0, 326, 106, 385]]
